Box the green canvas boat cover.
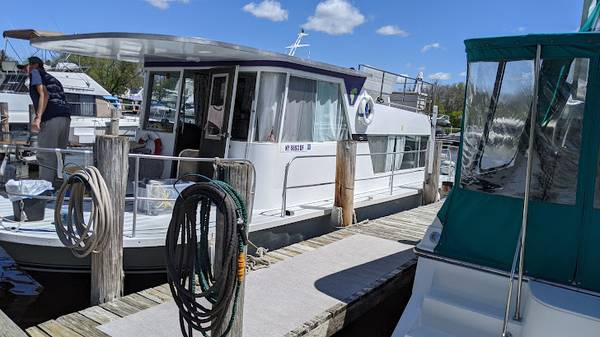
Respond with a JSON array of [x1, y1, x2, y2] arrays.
[[435, 10, 600, 293]]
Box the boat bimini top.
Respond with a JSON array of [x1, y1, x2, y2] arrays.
[[433, 29, 600, 294], [29, 32, 365, 78]]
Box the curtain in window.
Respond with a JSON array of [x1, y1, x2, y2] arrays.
[[394, 136, 406, 170], [282, 77, 316, 142], [255, 72, 286, 142], [315, 81, 347, 141]]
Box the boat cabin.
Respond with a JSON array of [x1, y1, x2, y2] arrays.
[[32, 33, 433, 212]]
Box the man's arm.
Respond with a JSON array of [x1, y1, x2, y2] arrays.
[[31, 84, 48, 132], [35, 84, 48, 119]]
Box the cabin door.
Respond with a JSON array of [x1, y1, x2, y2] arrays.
[[197, 67, 237, 176]]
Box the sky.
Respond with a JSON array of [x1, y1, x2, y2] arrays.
[[0, 0, 587, 83]]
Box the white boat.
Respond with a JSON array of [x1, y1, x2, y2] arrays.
[[392, 4, 600, 336], [0, 29, 139, 144], [0, 31, 436, 273]]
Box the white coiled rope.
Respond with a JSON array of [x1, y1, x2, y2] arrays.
[[54, 166, 113, 258]]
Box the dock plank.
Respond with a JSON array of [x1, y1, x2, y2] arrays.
[[0, 309, 27, 337], [38, 320, 84, 337], [55, 313, 108, 337], [79, 306, 121, 325], [25, 327, 50, 337]]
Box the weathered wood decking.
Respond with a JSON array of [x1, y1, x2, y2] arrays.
[[25, 202, 442, 337]]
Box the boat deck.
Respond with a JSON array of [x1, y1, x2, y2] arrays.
[[24, 201, 442, 337], [0, 182, 422, 248]]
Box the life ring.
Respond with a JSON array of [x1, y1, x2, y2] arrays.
[[357, 94, 375, 126], [138, 132, 163, 155]]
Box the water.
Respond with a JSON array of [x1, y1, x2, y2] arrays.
[[0, 244, 166, 329]]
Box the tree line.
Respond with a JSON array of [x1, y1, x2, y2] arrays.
[[434, 82, 465, 128]]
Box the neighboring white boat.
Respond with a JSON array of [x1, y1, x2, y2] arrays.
[[392, 5, 600, 336], [0, 31, 436, 273], [0, 29, 139, 144]]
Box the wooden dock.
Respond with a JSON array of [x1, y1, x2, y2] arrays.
[[25, 202, 442, 337]]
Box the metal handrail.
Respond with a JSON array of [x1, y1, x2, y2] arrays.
[[127, 153, 256, 237], [281, 149, 427, 217], [501, 44, 542, 337]]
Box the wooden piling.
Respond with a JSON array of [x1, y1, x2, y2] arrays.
[[422, 140, 442, 205], [213, 161, 254, 337], [0, 102, 9, 143], [334, 140, 357, 227], [91, 135, 129, 305]]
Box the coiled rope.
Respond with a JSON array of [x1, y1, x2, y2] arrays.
[[54, 166, 114, 258], [166, 180, 247, 337]]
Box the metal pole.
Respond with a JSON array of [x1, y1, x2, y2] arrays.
[[514, 44, 542, 321], [281, 162, 291, 217], [132, 156, 140, 237], [390, 151, 396, 195]]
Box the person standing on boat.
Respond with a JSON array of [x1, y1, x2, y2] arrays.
[[19, 56, 71, 185]]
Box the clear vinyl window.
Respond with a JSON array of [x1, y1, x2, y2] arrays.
[[461, 58, 587, 205]]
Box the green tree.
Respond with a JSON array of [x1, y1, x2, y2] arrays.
[[434, 82, 466, 128], [69, 55, 143, 96]]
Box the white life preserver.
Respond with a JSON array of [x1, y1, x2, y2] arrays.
[[138, 132, 163, 155], [357, 94, 375, 126]]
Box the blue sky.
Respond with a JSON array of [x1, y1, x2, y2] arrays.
[[0, 0, 586, 83]]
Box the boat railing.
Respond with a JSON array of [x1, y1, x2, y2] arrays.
[[0, 145, 256, 238], [280, 149, 427, 217], [126, 153, 256, 237], [358, 64, 436, 114]]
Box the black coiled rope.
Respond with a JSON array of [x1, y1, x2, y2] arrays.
[[166, 180, 247, 337]]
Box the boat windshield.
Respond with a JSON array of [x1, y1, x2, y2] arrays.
[[460, 58, 587, 205]]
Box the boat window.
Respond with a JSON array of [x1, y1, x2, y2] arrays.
[[179, 75, 197, 125], [281, 76, 348, 142], [144, 71, 181, 133], [369, 135, 428, 174], [205, 74, 229, 139], [231, 72, 257, 141], [460, 58, 586, 204], [65, 93, 96, 117], [254, 72, 286, 142], [369, 135, 396, 173], [0, 73, 28, 93]]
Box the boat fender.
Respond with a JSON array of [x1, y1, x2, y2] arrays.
[[138, 132, 163, 155], [357, 94, 375, 126]]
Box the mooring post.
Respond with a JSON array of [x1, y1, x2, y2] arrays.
[[90, 135, 129, 305], [213, 161, 254, 337], [333, 139, 357, 227], [423, 140, 442, 205], [0, 102, 9, 143]]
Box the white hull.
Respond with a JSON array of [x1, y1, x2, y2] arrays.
[[393, 252, 600, 337]]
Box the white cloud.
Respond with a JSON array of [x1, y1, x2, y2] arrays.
[[421, 42, 441, 53], [429, 72, 452, 81], [243, 0, 288, 22], [146, 0, 189, 10], [376, 25, 409, 37], [517, 26, 526, 33], [418, 65, 426, 71], [459, 71, 467, 77], [303, 0, 365, 35]]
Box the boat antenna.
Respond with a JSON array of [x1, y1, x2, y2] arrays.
[[286, 29, 309, 57]]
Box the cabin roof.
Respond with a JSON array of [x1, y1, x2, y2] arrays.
[[30, 32, 365, 79]]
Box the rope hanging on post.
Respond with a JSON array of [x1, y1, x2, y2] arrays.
[[54, 166, 114, 258], [166, 180, 247, 337]]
